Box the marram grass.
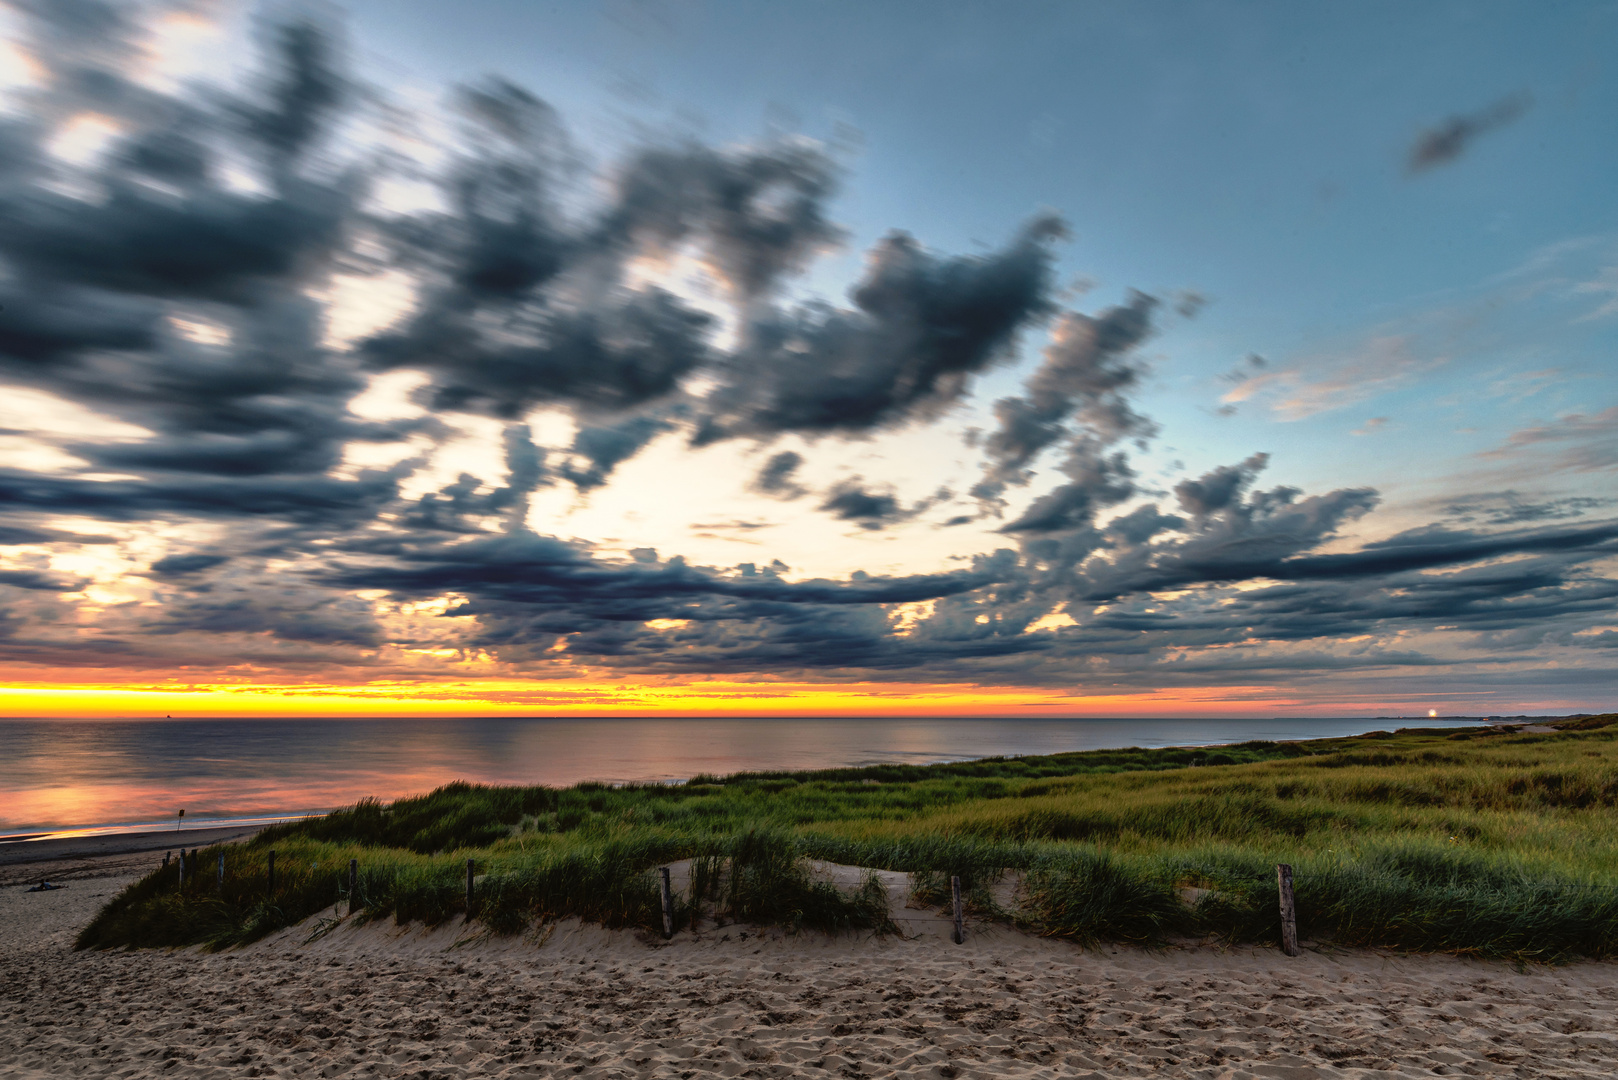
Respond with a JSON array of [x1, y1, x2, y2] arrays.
[[77, 716, 1618, 961]]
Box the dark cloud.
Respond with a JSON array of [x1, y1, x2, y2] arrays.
[[1104, 504, 1184, 545], [0, 467, 403, 525], [560, 414, 671, 491], [359, 132, 845, 423], [819, 479, 950, 531], [974, 294, 1156, 506], [0, 523, 116, 545], [693, 215, 1065, 442], [147, 588, 382, 648], [330, 540, 1038, 675], [0, 283, 157, 365], [321, 530, 995, 622], [235, 19, 348, 164], [600, 140, 843, 303], [402, 424, 549, 532], [363, 289, 714, 419], [149, 553, 230, 577], [489, 423, 547, 519], [0, 123, 352, 307], [1408, 93, 1531, 174], [0, 6, 402, 526], [1074, 456, 1380, 599], [819, 480, 901, 530], [1261, 519, 1618, 583], [0, 567, 82, 591], [750, 450, 807, 499], [1174, 452, 1269, 520], [999, 442, 1136, 535]]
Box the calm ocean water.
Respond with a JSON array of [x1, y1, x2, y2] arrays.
[[0, 716, 1476, 838]]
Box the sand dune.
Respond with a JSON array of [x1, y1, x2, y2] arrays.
[[6, 855, 1618, 1079]]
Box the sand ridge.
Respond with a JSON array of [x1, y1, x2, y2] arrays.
[[6, 859, 1618, 1079]]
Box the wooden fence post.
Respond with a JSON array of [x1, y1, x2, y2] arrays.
[[951, 875, 964, 945], [267, 849, 276, 895], [349, 858, 359, 916], [659, 866, 675, 940], [1277, 863, 1300, 957], [217, 854, 224, 892], [465, 858, 475, 919], [178, 849, 185, 889]]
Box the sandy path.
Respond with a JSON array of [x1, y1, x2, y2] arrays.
[[6, 865, 1618, 1079]]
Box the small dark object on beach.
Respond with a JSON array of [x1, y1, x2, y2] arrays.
[[28, 881, 65, 892]]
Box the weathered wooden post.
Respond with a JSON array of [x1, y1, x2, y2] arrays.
[[1277, 863, 1300, 957], [178, 849, 185, 889], [951, 875, 964, 945], [659, 866, 675, 940], [267, 849, 276, 895], [217, 854, 224, 892], [465, 858, 475, 919], [349, 858, 359, 916]]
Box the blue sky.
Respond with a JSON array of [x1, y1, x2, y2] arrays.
[[0, 0, 1615, 716]]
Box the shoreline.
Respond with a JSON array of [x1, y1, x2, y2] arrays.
[[0, 813, 313, 847], [0, 824, 267, 883]]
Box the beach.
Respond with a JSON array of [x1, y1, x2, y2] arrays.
[[0, 826, 270, 886], [7, 839, 1618, 1079]]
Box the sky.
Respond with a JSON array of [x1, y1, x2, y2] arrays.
[[0, 0, 1615, 718]]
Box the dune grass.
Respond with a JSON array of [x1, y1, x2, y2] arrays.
[[76, 715, 1618, 961]]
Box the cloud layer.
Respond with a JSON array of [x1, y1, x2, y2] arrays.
[[0, 5, 1614, 710]]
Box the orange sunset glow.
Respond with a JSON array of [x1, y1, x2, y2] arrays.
[[2, 677, 1302, 720]]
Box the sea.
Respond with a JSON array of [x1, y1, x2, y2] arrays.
[[0, 715, 1480, 839]]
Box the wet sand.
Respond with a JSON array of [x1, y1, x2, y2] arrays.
[[5, 851, 1618, 1079]]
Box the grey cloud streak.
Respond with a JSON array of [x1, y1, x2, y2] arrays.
[[1408, 93, 1531, 174], [0, 4, 1612, 704]]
